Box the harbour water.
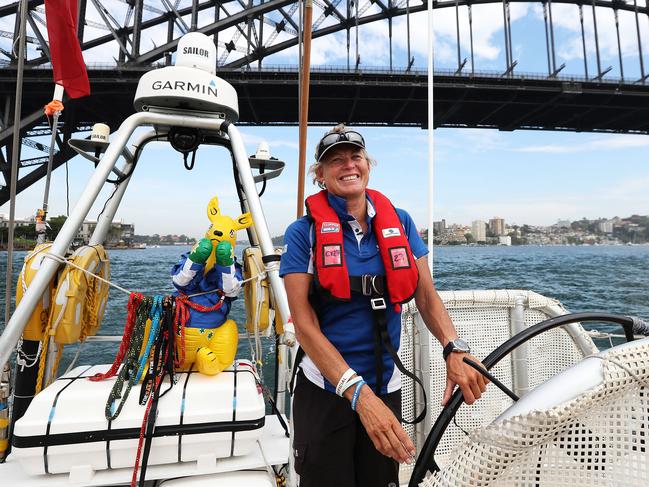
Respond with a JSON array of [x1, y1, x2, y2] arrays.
[[2, 244, 649, 386]]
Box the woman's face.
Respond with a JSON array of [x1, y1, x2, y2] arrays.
[[316, 146, 370, 200]]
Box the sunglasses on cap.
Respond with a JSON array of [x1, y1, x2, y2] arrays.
[[315, 130, 366, 162]]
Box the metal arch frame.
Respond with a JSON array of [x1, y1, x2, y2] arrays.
[[3, 0, 647, 69], [1, 0, 647, 77]]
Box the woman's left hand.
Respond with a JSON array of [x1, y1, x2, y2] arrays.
[[355, 386, 416, 464], [442, 353, 489, 406]]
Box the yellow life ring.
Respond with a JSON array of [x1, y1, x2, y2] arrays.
[[49, 245, 111, 344], [16, 243, 56, 341], [242, 247, 284, 335]]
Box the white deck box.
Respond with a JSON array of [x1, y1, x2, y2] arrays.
[[12, 360, 265, 475]]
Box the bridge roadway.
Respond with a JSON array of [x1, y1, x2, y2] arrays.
[[2, 66, 649, 204], [3, 66, 649, 133]]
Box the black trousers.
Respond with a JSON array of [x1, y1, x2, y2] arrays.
[[292, 371, 401, 487]]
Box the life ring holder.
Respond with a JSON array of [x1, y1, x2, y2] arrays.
[[34, 246, 112, 393]]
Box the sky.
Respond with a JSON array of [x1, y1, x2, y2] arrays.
[[2, 2, 649, 237]]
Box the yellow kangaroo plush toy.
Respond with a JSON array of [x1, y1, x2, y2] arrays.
[[171, 196, 253, 375]]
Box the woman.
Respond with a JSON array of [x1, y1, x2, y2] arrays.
[[280, 124, 487, 487]]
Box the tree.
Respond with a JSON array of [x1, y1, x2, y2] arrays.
[[49, 215, 67, 237]]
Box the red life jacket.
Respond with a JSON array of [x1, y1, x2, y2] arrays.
[[305, 189, 419, 311]]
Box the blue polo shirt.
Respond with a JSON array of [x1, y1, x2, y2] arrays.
[[280, 192, 428, 394]]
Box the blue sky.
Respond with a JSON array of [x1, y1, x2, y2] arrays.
[[2, 3, 649, 237]]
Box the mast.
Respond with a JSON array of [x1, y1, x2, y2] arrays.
[[417, 0, 435, 455], [427, 0, 434, 272], [296, 0, 313, 218]]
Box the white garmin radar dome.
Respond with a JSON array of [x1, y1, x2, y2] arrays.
[[133, 32, 239, 121], [176, 32, 217, 75]]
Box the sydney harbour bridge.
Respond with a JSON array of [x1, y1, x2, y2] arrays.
[[1, 0, 649, 204]]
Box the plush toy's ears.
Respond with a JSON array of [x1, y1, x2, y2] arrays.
[[206, 196, 220, 222], [234, 212, 253, 230]]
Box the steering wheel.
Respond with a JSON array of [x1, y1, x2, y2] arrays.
[[408, 312, 644, 487]]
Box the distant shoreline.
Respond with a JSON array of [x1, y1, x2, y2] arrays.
[[2, 242, 648, 252], [0, 243, 194, 251]]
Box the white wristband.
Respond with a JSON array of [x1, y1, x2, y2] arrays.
[[341, 375, 364, 397], [335, 368, 356, 397]]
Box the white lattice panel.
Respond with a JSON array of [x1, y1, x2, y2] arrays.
[[398, 290, 598, 481], [422, 339, 649, 487]]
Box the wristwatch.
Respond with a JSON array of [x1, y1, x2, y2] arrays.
[[443, 338, 471, 361]]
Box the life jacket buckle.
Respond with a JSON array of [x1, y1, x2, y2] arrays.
[[361, 275, 384, 297], [370, 297, 387, 310]]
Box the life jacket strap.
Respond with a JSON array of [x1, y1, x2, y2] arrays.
[[366, 286, 427, 425]]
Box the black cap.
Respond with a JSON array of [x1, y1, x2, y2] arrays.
[[314, 124, 366, 162]]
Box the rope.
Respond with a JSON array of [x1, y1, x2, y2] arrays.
[[243, 256, 267, 376], [43, 253, 132, 296], [40, 250, 256, 301], [132, 297, 176, 487], [15, 337, 41, 370], [47, 347, 64, 388], [182, 273, 263, 299], [175, 291, 225, 314], [34, 296, 60, 394], [173, 298, 188, 368], [256, 439, 279, 485], [80, 263, 100, 342], [63, 340, 86, 375], [241, 272, 266, 286], [134, 296, 163, 383], [89, 293, 144, 382], [103, 297, 151, 421]]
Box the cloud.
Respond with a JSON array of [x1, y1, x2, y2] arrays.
[[530, 3, 649, 76], [240, 131, 298, 151], [513, 134, 649, 153]]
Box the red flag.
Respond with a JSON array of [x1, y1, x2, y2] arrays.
[[44, 0, 90, 99]]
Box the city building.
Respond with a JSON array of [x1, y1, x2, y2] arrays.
[[433, 219, 446, 236], [77, 219, 135, 245], [498, 236, 512, 246], [598, 220, 614, 234], [0, 214, 32, 228], [489, 217, 505, 236], [472, 220, 487, 242]]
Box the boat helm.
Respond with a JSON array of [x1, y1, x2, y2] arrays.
[[133, 32, 239, 120]]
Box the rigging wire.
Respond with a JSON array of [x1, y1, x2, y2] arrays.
[[5, 0, 28, 327], [65, 160, 70, 216]]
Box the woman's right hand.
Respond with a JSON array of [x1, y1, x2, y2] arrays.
[[353, 385, 416, 464]]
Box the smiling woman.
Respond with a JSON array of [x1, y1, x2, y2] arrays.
[[279, 124, 488, 487]]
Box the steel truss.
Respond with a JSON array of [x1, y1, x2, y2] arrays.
[[1, 0, 649, 202]]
